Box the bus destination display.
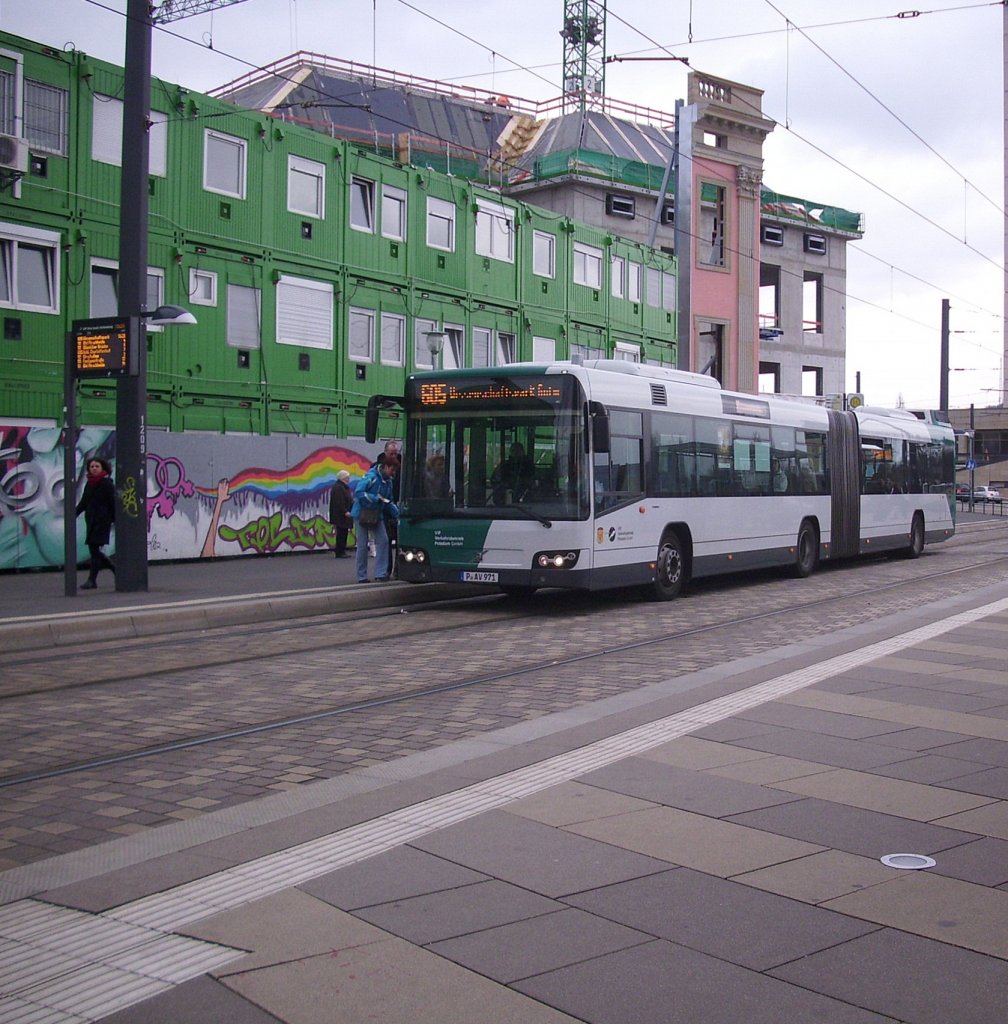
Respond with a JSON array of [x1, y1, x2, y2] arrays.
[[73, 318, 132, 378], [417, 379, 564, 408]]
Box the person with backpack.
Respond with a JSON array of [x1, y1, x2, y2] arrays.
[[351, 457, 399, 583]]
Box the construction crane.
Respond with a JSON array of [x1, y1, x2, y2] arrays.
[[153, 0, 249, 23], [561, 0, 606, 113]]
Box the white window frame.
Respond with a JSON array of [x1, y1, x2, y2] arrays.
[[348, 306, 375, 363], [145, 267, 165, 331], [614, 341, 641, 363], [226, 283, 261, 349], [662, 271, 676, 312], [88, 257, 163, 329], [350, 176, 375, 233], [495, 331, 517, 366], [287, 154, 325, 219], [92, 94, 167, 176], [188, 268, 218, 307], [532, 335, 555, 362], [381, 184, 407, 241], [426, 196, 455, 251], [443, 324, 464, 369], [380, 311, 406, 367], [611, 255, 625, 298], [532, 230, 555, 278], [573, 242, 602, 289], [275, 274, 334, 350], [646, 267, 662, 309], [472, 326, 491, 368], [89, 258, 118, 319], [0, 222, 61, 314], [0, 69, 13, 136], [475, 199, 515, 263], [203, 129, 246, 199], [25, 79, 68, 156], [628, 261, 642, 303]]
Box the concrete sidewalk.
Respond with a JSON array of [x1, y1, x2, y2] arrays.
[[2, 580, 1007, 1022], [0, 551, 481, 652]]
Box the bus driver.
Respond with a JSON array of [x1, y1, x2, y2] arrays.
[[491, 442, 534, 504]]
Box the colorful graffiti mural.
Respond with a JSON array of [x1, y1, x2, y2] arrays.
[[0, 425, 376, 570]]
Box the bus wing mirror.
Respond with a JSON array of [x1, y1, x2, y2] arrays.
[[365, 394, 402, 444], [589, 401, 610, 453]]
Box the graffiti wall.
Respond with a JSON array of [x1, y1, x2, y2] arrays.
[[0, 424, 376, 570]]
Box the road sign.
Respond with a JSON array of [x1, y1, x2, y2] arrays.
[[966, 458, 976, 471]]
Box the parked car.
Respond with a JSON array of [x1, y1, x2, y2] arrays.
[[955, 485, 970, 501], [972, 486, 1001, 502]]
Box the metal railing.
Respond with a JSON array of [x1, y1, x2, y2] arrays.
[[957, 496, 1006, 516]]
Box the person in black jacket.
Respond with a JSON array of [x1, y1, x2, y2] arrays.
[[75, 457, 116, 589], [328, 469, 354, 557]]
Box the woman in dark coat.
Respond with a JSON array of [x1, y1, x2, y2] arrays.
[[75, 457, 116, 588], [328, 469, 354, 557]]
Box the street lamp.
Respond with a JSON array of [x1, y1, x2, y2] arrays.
[[63, 304, 195, 598], [148, 304, 197, 326], [423, 330, 447, 367]]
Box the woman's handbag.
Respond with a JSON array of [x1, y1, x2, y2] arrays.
[[358, 504, 381, 527]]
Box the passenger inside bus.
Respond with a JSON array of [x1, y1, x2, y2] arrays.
[[424, 453, 449, 498], [773, 460, 789, 494], [491, 442, 535, 503]]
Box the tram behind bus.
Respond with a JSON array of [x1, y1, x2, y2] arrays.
[[372, 360, 955, 600]]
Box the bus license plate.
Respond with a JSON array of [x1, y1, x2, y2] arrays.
[[462, 571, 498, 583]]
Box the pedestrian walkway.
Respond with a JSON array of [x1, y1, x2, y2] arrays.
[[2, 570, 1008, 1022]]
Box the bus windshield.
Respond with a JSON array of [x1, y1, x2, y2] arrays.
[[402, 372, 590, 521]]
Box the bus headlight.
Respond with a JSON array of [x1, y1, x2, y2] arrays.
[[400, 548, 428, 563], [535, 550, 579, 569]]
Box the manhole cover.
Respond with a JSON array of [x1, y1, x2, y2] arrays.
[[880, 853, 936, 870]]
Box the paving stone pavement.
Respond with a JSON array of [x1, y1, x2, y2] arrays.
[[2, 520, 1008, 1022]]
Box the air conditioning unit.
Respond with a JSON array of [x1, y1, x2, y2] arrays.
[[0, 134, 28, 174]]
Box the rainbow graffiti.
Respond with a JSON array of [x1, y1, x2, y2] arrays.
[[195, 446, 372, 508]]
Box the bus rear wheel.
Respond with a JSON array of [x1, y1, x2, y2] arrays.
[[906, 513, 925, 559], [793, 520, 819, 578], [649, 533, 685, 601]]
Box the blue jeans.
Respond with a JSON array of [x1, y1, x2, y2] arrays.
[[355, 517, 389, 582]]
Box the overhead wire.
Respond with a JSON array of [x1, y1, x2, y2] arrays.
[[761, 0, 1004, 218], [606, 1, 1006, 325], [77, 0, 1001, 390]]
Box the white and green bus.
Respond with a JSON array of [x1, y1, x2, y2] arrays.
[[373, 360, 955, 600]]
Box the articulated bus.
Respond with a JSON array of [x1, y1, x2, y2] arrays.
[[372, 360, 956, 600]]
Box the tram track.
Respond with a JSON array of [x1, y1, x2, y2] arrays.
[[3, 542, 1008, 792], [5, 541, 1008, 701]]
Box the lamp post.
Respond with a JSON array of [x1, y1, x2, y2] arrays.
[[113, 0, 154, 592], [64, 306, 194, 596]]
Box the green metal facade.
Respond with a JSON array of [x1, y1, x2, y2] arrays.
[[0, 31, 676, 439]]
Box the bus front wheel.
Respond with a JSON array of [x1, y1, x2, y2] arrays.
[[649, 534, 686, 601], [793, 520, 819, 578]]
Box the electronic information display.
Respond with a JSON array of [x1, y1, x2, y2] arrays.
[[73, 318, 132, 378], [414, 377, 566, 410]]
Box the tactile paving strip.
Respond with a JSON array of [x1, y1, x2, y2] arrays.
[[3, 595, 1006, 1023]]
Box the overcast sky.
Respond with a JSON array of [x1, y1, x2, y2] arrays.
[[3, 0, 1004, 410]]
